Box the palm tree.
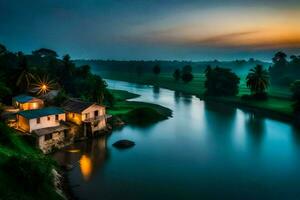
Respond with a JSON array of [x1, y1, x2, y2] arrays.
[[246, 65, 269, 95], [16, 54, 34, 91]]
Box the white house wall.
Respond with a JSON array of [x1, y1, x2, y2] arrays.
[[29, 113, 66, 132], [81, 104, 106, 121]]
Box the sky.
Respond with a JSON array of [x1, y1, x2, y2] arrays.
[[1, 0, 300, 61]]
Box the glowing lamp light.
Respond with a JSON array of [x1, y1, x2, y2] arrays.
[[32, 75, 57, 95], [42, 84, 47, 90]]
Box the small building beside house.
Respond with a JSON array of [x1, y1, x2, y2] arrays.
[[62, 99, 107, 137], [13, 95, 44, 111], [16, 107, 69, 153]]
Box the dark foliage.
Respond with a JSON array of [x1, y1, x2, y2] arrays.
[[204, 66, 240, 96], [269, 51, 300, 86], [32, 48, 58, 58], [152, 64, 161, 75], [241, 93, 268, 101], [3, 155, 55, 192], [246, 64, 270, 97], [0, 45, 114, 106], [291, 80, 300, 113], [181, 73, 194, 83], [121, 107, 168, 125], [181, 65, 193, 83], [173, 69, 181, 81]]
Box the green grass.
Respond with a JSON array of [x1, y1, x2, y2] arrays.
[[108, 89, 140, 101], [101, 71, 294, 117], [107, 89, 172, 124], [0, 123, 63, 200], [102, 71, 292, 98]]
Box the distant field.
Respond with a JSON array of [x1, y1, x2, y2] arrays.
[[100, 70, 294, 117], [100, 71, 291, 99]]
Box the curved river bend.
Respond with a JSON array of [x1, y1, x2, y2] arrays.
[[53, 79, 300, 200]]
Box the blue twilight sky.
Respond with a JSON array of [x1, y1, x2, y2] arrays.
[[1, 0, 300, 61]]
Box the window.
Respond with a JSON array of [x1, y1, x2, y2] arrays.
[[85, 113, 90, 119], [94, 110, 99, 117], [37, 118, 40, 124], [64, 130, 68, 138], [55, 115, 59, 121], [44, 134, 52, 141], [47, 116, 51, 121], [72, 113, 75, 118]]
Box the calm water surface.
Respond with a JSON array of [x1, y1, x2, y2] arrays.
[[53, 79, 300, 200]]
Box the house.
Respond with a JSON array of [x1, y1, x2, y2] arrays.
[[62, 99, 107, 137], [13, 95, 44, 111], [16, 107, 69, 153]]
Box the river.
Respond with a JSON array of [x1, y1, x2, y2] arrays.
[[53, 79, 300, 200]]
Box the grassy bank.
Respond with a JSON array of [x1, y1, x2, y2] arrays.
[[108, 89, 172, 125], [0, 123, 63, 200], [103, 72, 294, 118]]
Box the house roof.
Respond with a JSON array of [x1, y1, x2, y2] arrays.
[[13, 95, 42, 103], [17, 107, 64, 119], [33, 124, 69, 136], [62, 99, 97, 114]]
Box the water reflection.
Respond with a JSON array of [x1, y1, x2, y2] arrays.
[[153, 86, 160, 99], [79, 155, 92, 181], [181, 93, 192, 105], [53, 136, 109, 182], [174, 91, 181, 103], [245, 113, 265, 147], [173, 91, 192, 105], [203, 102, 237, 141]]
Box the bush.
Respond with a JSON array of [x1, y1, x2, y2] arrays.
[[3, 155, 55, 192], [241, 93, 268, 101], [121, 107, 167, 125], [253, 92, 268, 100], [205, 67, 240, 96]]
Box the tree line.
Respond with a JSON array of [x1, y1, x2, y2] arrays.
[[150, 51, 300, 114], [0, 45, 114, 106]]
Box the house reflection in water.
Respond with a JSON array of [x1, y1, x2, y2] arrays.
[[80, 155, 92, 181], [79, 137, 108, 181], [52, 136, 109, 182]]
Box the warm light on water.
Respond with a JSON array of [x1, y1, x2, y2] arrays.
[[67, 149, 80, 153], [79, 155, 92, 181]]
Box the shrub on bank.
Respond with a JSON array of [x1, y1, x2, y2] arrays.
[[241, 92, 268, 101], [121, 107, 168, 125], [3, 155, 55, 192]]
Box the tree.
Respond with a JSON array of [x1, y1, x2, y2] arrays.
[[0, 44, 7, 55], [16, 53, 34, 91], [181, 65, 193, 83], [0, 82, 11, 102], [204, 67, 240, 96], [152, 64, 161, 76], [291, 80, 300, 113], [173, 69, 181, 81], [32, 48, 58, 58], [269, 51, 288, 84], [246, 65, 270, 97]]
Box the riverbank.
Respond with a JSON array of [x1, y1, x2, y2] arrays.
[[108, 89, 172, 125], [0, 123, 64, 200], [100, 72, 295, 122], [205, 96, 293, 122]]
